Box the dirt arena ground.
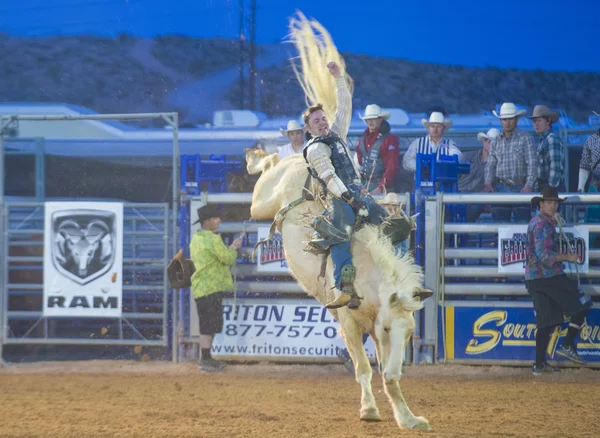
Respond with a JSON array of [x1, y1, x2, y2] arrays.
[[0, 361, 599, 438]]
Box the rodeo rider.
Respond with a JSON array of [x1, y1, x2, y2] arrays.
[[302, 61, 411, 310]]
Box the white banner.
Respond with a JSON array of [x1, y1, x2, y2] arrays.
[[498, 226, 589, 274], [207, 298, 376, 360], [43, 202, 124, 317], [256, 227, 290, 272]]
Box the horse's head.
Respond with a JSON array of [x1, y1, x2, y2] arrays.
[[244, 148, 280, 175]]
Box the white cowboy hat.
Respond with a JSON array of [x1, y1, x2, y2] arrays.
[[279, 120, 303, 136], [360, 104, 390, 121], [477, 128, 501, 142], [422, 112, 452, 129], [493, 103, 526, 119], [527, 105, 559, 124]]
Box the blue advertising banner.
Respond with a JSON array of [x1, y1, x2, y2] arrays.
[[438, 302, 600, 365]]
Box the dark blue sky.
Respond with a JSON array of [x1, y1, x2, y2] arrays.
[[2, 0, 599, 72]]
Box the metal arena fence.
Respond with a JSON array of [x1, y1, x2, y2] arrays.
[[1, 115, 600, 366]]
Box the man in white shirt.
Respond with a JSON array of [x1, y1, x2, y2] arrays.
[[277, 120, 304, 159], [402, 112, 462, 172]]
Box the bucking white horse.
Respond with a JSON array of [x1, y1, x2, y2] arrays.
[[246, 148, 432, 431]]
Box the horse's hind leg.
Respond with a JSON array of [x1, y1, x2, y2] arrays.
[[340, 316, 381, 422]]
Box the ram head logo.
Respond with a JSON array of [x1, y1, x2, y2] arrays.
[[51, 211, 116, 285]]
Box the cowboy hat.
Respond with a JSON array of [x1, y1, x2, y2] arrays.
[[493, 103, 526, 119], [531, 186, 567, 208], [477, 128, 501, 142], [422, 111, 452, 129], [527, 105, 559, 124], [279, 120, 303, 137], [192, 205, 222, 225], [360, 104, 391, 121], [167, 249, 196, 289]]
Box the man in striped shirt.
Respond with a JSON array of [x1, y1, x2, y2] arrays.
[[577, 111, 600, 192], [528, 105, 565, 191], [484, 103, 537, 222], [402, 112, 461, 173]]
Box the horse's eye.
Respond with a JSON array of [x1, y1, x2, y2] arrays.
[[384, 327, 390, 333]]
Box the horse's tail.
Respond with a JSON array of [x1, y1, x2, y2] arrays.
[[288, 11, 353, 126]]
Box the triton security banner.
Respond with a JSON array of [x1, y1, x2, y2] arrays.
[[189, 296, 377, 361]]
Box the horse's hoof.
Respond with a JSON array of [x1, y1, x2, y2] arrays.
[[404, 416, 432, 431], [360, 407, 382, 422]]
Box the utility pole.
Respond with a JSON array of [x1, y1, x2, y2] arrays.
[[249, 0, 257, 110], [238, 0, 245, 109]]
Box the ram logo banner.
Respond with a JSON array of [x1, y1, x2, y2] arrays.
[[256, 227, 289, 272], [43, 202, 123, 317], [497, 226, 589, 273]]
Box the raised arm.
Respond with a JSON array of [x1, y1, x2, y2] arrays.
[[328, 62, 352, 142]]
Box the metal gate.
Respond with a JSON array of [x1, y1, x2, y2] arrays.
[[1, 202, 170, 356]]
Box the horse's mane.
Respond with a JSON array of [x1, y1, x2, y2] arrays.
[[354, 225, 424, 311]]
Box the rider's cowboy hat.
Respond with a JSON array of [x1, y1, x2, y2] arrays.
[[279, 120, 304, 137], [477, 128, 501, 142], [422, 111, 452, 129], [531, 186, 567, 208], [527, 105, 559, 124], [360, 104, 391, 121], [192, 205, 222, 225], [493, 102, 526, 119]]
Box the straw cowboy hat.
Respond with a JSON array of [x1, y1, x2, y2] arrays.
[[477, 128, 501, 142], [531, 186, 567, 208], [527, 105, 559, 124], [279, 120, 303, 136], [360, 104, 391, 121], [422, 111, 452, 129], [493, 102, 526, 119]]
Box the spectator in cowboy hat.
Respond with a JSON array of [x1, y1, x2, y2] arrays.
[[277, 120, 304, 159], [577, 110, 600, 193], [355, 104, 400, 194], [528, 105, 565, 191], [190, 205, 243, 372], [525, 186, 591, 375], [484, 102, 537, 222], [459, 128, 500, 221], [402, 111, 462, 173]]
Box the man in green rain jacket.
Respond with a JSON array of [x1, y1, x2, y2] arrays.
[[190, 205, 242, 372]]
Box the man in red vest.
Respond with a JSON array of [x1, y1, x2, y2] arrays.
[[355, 104, 399, 194]]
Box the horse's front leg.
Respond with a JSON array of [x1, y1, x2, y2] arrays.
[[379, 321, 431, 431], [339, 313, 381, 422]]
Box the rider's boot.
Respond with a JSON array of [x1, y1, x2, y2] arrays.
[[325, 265, 362, 309]]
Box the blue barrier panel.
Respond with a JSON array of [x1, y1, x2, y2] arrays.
[[438, 301, 600, 366]]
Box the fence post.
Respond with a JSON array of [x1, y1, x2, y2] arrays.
[[422, 196, 440, 363], [0, 203, 6, 367]]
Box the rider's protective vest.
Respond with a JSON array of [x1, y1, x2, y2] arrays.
[[303, 133, 361, 189]]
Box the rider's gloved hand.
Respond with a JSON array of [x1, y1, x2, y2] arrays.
[[342, 192, 369, 217]]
